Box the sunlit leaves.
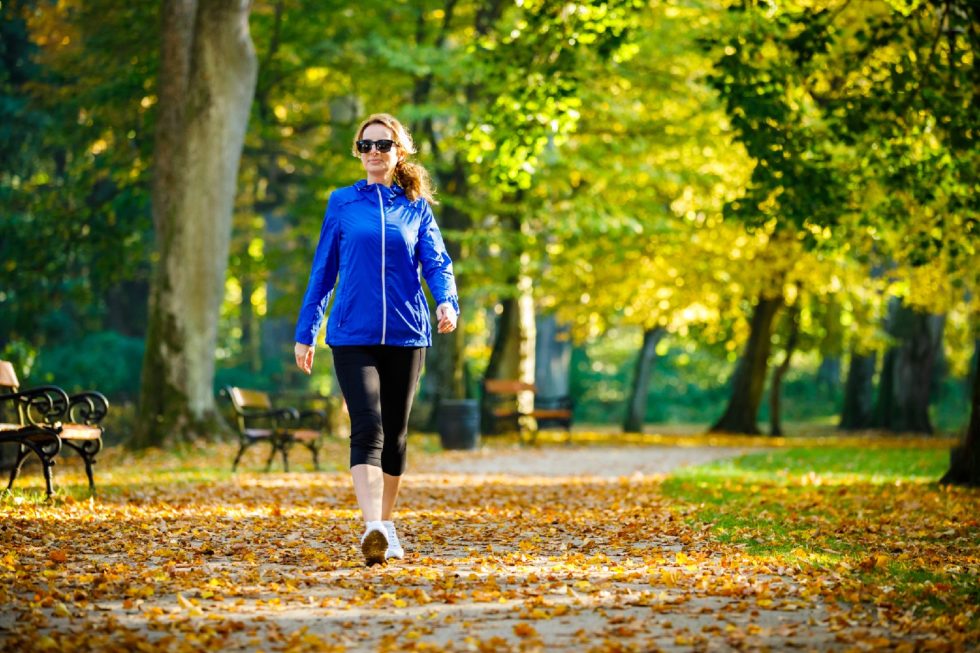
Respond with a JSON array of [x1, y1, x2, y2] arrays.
[[1, 437, 976, 651]]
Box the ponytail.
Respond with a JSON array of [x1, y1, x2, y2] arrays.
[[394, 160, 437, 205]]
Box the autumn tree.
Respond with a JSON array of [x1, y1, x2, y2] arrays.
[[134, 0, 257, 447], [700, 5, 852, 434]]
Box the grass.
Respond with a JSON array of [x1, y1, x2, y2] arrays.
[[662, 446, 980, 626]]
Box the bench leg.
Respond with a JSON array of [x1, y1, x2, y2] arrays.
[[280, 440, 290, 473], [6, 444, 30, 491], [63, 439, 102, 493], [232, 441, 249, 472], [7, 440, 59, 498], [264, 440, 278, 472], [309, 442, 320, 471], [41, 455, 55, 498]]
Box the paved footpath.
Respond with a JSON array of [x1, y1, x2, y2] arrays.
[[425, 444, 753, 477]]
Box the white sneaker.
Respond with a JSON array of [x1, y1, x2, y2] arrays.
[[360, 521, 388, 566], [382, 521, 404, 560]]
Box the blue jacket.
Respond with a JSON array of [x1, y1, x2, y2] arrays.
[[294, 180, 459, 348]]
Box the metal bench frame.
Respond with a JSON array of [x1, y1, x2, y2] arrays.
[[1, 361, 107, 497], [221, 386, 326, 472]]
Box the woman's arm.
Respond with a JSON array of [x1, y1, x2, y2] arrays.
[[417, 202, 460, 329], [294, 193, 342, 369]]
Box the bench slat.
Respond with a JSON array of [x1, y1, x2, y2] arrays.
[[59, 424, 102, 441], [483, 379, 536, 394], [230, 388, 272, 410]]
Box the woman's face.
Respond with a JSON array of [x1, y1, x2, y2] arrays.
[[359, 123, 402, 183]]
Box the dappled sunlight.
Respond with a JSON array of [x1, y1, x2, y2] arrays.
[[2, 440, 977, 651]]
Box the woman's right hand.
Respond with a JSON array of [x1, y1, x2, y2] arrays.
[[294, 343, 315, 375]]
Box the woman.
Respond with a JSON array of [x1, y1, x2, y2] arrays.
[[294, 113, 459, 566]]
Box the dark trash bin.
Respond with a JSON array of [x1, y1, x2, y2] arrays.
[[437, 399, 480, 450]]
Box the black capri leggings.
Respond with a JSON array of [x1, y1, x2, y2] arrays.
[[331, 345, 425, 476]]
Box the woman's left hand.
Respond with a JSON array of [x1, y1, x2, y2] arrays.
[[436, 303, 458, 333]]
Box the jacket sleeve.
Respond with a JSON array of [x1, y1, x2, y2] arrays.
[[416, 201, 460, 314], [294, 194, 341, 345]]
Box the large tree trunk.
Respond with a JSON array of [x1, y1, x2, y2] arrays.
[[839, 350, 877, 430], [134, 0, 257, 448], [769, 303, 801, 437], [710, 295, 783, 434], [623, 327, 665, 433], [481, 265, 536, 434], [872, 300, 945, 434], [940, 336, 980, 486]]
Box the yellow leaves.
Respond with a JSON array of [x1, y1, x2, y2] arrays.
[[858, 553, 890, 572], [512, 622, 538, 638], [52, 601, 72, 618], [49, 549, 68, 563], [176, 593, 204, 617], [2, 439, 978, 651]]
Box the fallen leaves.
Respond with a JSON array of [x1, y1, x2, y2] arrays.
[[0, 438, 977, 652]]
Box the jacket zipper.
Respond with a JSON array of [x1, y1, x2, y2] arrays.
[[376, 187, 387, 344]]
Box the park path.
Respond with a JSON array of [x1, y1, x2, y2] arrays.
[[424, 443, 752, 477], [1, 444, 894, 652]]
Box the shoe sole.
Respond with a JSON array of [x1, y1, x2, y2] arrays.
[[362, 530, 387, 566]]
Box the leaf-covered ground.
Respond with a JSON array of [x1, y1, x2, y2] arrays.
[[0, 432, 977, 652]]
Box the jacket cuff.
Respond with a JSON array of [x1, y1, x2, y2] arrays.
[[438, 296, 460, 316]]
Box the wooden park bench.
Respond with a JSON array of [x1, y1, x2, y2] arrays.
[[222, 386, 326, 472], [0, 361, 108, 497], [482, 379, 573, 445]]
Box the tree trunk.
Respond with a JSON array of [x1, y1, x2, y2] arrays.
[[423, 156, 471, 430], [872, 300, 944, 434], [839, 350, 877, 430], [623, 327, 665, 433], [481, 269, 536, 434], [816, 355, 841, 398], [535, 314, 572, 399], [940, 335, 980, 486], [134, 0, 258, 448], [710, 295, 783, 434], [769, 304, 801, 437]]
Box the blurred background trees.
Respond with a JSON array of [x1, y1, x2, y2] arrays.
[[1, 0, 976, 478]]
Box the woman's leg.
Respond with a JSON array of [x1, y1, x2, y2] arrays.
[[376, 347, 425, 560], [381, 473, 401, 521], [332, 346, 385, 523], [352, 465, 384, 522], [378, 347, 425, 489]]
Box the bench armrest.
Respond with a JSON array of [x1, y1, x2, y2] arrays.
[[68, 391, 110, 426], [0, 385, 70, 427]]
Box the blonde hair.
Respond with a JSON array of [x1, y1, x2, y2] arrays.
[[352, 113, 437, 204]]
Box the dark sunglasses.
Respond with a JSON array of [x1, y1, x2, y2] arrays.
[[356, 139, 396, 154]]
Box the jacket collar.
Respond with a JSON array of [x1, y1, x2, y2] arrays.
[[355, 179, 405, 197]]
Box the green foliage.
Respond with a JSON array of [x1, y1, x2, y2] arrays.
[[0, 0, 155, 348], [31, 330, 144, 400], [702, 6, 848, 239], [2, 0, 976, 441], [570, 331, 970, 432]]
